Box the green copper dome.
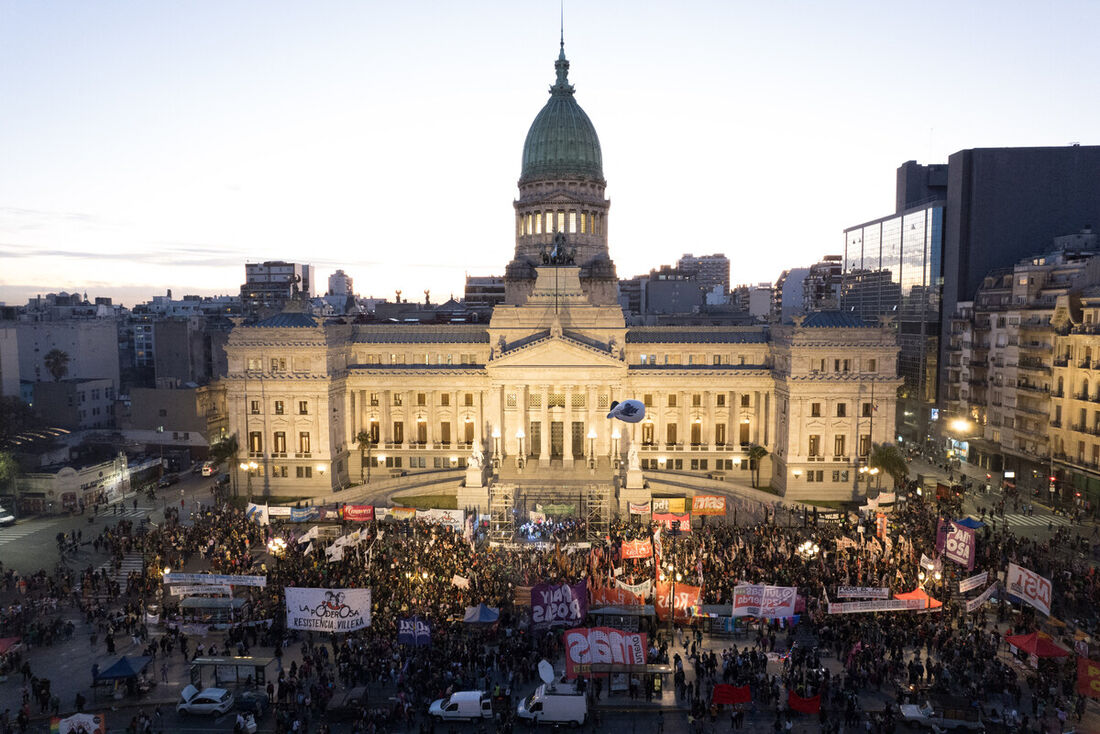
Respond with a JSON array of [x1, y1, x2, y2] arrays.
[[520, 44, 604, 184]]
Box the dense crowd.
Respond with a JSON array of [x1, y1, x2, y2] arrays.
[[1, 470, 1100, 733]]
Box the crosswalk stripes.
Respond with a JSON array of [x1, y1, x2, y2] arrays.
[[96, 506, 154, 520], [75, 551, 146, 594], [995, 513, 1073, 528], [0, 524, 44, 546]]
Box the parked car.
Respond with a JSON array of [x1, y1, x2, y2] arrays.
[[900, 698, 983, 731], [177, 685, 234, 715], [157, 473, 180, 488], [235, 689, 269, 717], [325, 686, 368, 720], [0, 506, 15, 526]]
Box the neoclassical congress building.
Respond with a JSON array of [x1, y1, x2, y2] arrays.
[[222, 44, 900, 509]]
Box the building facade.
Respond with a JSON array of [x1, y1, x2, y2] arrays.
[[220, 44, 900, 506]]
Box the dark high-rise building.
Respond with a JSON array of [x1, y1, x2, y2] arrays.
[[845, 144, 1100, 446]]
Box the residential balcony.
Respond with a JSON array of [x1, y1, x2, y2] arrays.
[[1050, 419, 1062, 428], [1053, 357, 1069, 367], [1014, 404, 1047, 417], [1016, 383, 1047, 394]]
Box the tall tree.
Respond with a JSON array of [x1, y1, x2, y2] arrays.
[[43, 349, 70, 382], [869, 442, 908, 489], [209, 434, 241, 497], [0, 450, 18, 495], [748, 444, 768, 488], [0, 396, 41, 439]]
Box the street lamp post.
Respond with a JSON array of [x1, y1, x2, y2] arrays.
[[240, 461, 258, 500], [516, 428, 526, 469], [587, 427, 597, 470]]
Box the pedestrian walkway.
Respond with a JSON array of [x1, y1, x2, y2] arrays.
[[0, 522, 44, 546], [997, 512, 1074, 528], [74, 551, 145, 594]]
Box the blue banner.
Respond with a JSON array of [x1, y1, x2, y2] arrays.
[[290, 507, 320, 522], [397, 616, 431, 647]]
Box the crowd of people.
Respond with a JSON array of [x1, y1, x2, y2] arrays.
[[1, 462, 1099, 733]]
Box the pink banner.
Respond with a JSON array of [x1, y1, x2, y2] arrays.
[[944, 521, 975, 570], [563, 627, 647, 678], [652, 513, 691, 532], [621, 539, 652, 559], [656, 580, 701, 621], [342, 505, 375, 522], [1007, 563, 1052, 616]]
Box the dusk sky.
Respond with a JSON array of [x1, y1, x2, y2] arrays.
[[2, 1, 1097, 307]]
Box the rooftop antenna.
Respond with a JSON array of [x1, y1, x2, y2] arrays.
[[560, 0, 564, 50]]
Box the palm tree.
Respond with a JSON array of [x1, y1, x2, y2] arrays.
[[0, 450, 18, 509], [209, 434, 241, 497], [356, 430, 372, 483], [43, 349, 70, 382], [869, 442, 908, 489], [748, 444, 768, 488]]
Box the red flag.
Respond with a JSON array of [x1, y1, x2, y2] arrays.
[[712, 684, 751, 705], [788, 690, 821, 714], [1078, 656, 1100, 698]]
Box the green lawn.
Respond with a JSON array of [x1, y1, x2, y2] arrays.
[[390, 493, 458, 510]]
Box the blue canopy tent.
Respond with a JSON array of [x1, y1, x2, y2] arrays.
[[462, 603, 500, 624], [95, 655, 152, 682], [954, 516, 984, 529]]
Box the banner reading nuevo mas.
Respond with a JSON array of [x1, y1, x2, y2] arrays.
[[563, 627, 647, 678], [285, 587, 371, 632]]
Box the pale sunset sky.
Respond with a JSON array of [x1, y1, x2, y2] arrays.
[[1, 1, 1098, 306]]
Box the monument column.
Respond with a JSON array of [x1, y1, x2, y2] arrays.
[[540, 385, 551, 466], [563, 385, 574, 462]]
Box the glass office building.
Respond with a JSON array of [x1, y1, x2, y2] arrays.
[[843, 204, 944, 444]]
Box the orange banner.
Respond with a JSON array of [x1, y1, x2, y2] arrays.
[[592, 585, 645, 606], [656, 580, 702, 621], [621, 539, 652, 559], [691, 495, 727, 515]]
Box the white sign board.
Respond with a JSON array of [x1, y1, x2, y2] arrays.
[[285, 587, 371, 632]]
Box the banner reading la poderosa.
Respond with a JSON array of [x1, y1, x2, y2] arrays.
[[286, 587, 371, 632]]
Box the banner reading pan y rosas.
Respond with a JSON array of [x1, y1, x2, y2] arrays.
[[285, 587, 371, 632]]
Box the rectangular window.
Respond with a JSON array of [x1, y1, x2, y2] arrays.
[[507, 393, 518, 408], [859, 434, 871, 457], [666, 423, 678, 445], [439, 422, 451, 444], [807, 471, 816, 483], [247, 357, 262, 371], [668, 394, 678, 407], [642, 423, 654, 445], [464, 393, 474, 407], [569, 211, 577, 233], [557, 211, 565, 232], [810, 403, 821, 417], [274, 400, 284, 415], [417, 393, 426, 406], [296, 466, 312, 478], [548, 393, 565, 408], [713, 355, 721, 365], [741, 394, 750, 407], [808, 435, 821, 456], [692, 394, 702, 407], [393, 393, 403, 406], [274, 432, 286, 455], [270, 358, 286, 371], [862, 402, 873, 417], [273, 465, 288, 478], [715, 424, 726, 445], [834, 435, 846, 457], [249, 431, 262, 454], [250, 400, 260, 415], [393, 422, 404, 443], [579, 212, 586, 233], [643, 394, 653, 407], [440, 393, 450, 406], [716, 394, 726, 407], [598, 394, 609, 409], [298, 432, 311, 454], [536, 212, 542, 234], [640, 354, 649, 365], [298, 401, 309, 415], [836, 403, 847, 417], [370, 393, 380, 406], [867, 358, 877, 372], [571, 393, 586, 409]]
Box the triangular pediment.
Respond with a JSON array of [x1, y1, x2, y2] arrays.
[[489, 334, 625, 370]]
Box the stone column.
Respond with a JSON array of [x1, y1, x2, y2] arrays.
[[564, 385, 574, 462], [382, 390, 392, 444], [753, 390, 761, 444], [540, 385, 551, 465]]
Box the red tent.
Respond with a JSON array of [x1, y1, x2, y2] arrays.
[[0, 638, 20, 655], [895, 588, 943, 610], [1005, 631, 1069, 658]]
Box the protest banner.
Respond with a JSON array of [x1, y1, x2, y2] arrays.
[[691, 495, 727, 516], [531, 580, 587, 628], [827, 598, 931, 614], [836, 586, 890, 599], [615, 578, 652, 599], [285, 587, 371, 632], [935, 518, 948, 553], [397, 616, 432, 647], [289, 506, 320, 523], [245, 503, 269, 526], [1006, 563, 1052, 616], [788, 691, 821, 714], [656, 581, 702, 621], [652, 498, 686, 514], [563, 627, 647, 678], [164, 573, 267, 588], [958, 571, 988, 593], [415, 508, 464, 530], [876, 512, 887, 540], [652, 513, 691, 532], [712, 685, 752, 705], [342, 505, 375, 522], [50, 713, 106, 734], [592, 585, 644, 606], [944, 521, 976, 570], [451, 574, 470, 590], [965, 582, 999, 613], [1078, 657, 1100, 699], [628, 502, 651, 515], [621, 539, 652, 559], [388, 507, 417, 521], [169, 584, 232, 597], [731, 584, 798, 618]]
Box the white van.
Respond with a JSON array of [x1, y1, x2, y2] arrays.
[[428, 690, 493, 722], [517, 681, 587, 727], [0, 506, 14, 526]]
